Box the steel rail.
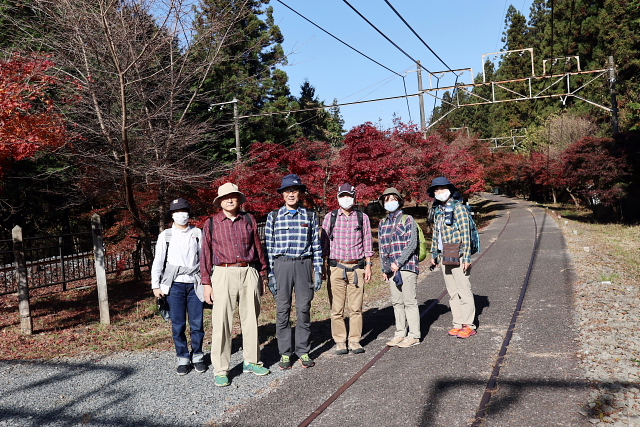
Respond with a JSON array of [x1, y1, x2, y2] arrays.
[[298, 208, 513, 427], [470, 209, 542, 426]]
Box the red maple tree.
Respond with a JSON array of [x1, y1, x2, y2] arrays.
[[0, 54, 68, 177]]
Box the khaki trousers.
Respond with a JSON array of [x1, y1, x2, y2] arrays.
[[442, 263, 476, 329], [388, 271, 420, 339], [210, 266, 261, 376], [328, 264, 365, 345]]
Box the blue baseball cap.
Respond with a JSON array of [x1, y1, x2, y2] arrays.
[[277, 174, 307, 193]]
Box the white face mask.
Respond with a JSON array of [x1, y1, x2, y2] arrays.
[[384, 200, 399, 212], [172, 212, 189, 226], [338, 197, 355, 210], [435, 189, 451, 202]]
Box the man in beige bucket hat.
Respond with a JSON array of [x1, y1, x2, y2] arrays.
[[200, 183, 270, 387]]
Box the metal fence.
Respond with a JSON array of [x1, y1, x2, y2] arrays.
[[0, 231, 150, 296], [0, 220, 268, 297]]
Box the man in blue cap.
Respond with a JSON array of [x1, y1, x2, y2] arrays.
[[265, 174, 323, 369], [428, 177, 476, 339]]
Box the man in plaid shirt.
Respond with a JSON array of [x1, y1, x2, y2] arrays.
[[321, 183, 374, 355], [378, 187, 421, 348], [201, 183, 270, 387], [428, 176, 476, 339], [265, 174, 323, 369]]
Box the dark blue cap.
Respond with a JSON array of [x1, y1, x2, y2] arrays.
[[427, 177, 458, 198], [277, 174, 307, 193], [169, 198, 191, 212]]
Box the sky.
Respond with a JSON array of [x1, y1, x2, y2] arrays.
[[269, 0, 534, 132]]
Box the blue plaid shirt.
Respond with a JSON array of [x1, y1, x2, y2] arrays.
[[265, 206, 323, 277], [378, 210, 419, 274]]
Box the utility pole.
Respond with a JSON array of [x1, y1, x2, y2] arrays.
[[233, 98, 241, 162], [608, 56, 619, 136], [417, 60, 426, 137], [210, 99, 242, 162]]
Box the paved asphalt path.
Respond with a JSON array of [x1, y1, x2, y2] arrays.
[[0, 194, 590, 427], [214, 194, 590, 427]]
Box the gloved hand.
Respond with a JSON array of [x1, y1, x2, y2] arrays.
[[268, 276, 277, 297], [313, 272, 322, 292]]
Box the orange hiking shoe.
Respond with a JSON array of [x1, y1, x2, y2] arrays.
[[456, 326, 477, 338], [448, 327, 462, 336]]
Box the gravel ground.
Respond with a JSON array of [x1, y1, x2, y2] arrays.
[[0, 349, 292, 427], [555, 214, 640, 426]]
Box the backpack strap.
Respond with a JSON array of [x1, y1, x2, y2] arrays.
[[328, 209, 339, 240], [329, 209, 364, 241], [162, 229, 172, 275]]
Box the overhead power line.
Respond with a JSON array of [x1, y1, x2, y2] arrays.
[[341, 0, 433, 75], [382, 0, 452, 71], [237, 92, 420, 119], [276, 0, 403, 77]]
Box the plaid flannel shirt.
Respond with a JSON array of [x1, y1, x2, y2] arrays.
[[378, 210, 419, 274], [265, 206, 323, 277], [430, 199, 472, 263], [321, 210, 374, 260]]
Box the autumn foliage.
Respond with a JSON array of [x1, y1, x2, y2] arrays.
[[0, 54, 67, 177], [201, 122, 487, 217]]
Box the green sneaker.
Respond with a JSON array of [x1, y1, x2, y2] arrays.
[[243, 361, 270, 376], [214, 375, 230, 387], [279, 354, 292, 370], [299, 354, 315, 368]]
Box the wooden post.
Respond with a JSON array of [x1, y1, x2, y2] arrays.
[[91, 214, 110, 325], [12, 226, 32, 335]]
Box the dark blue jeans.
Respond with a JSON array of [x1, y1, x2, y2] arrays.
[[167, 281, 204, 365]]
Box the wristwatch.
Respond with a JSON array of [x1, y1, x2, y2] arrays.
[[365, 262, 373, 265]]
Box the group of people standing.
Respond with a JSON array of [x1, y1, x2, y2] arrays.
[[151, 174, 477, 387]]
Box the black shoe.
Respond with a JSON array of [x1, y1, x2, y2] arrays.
[[279, 354, 292, 370], [193, 362, 207, 373], [177, 365, 191, 376]]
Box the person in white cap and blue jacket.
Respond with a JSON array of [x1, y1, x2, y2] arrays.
[[151, 198, 205, 375], [428, 177, 476, 339], [265, 174, 323, 370]]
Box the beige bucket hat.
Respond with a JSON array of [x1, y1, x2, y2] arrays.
[[213, 182, 247, 207]]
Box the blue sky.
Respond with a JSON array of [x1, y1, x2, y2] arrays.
[[270, 0, 534, 132]]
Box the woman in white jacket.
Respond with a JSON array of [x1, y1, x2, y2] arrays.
[[151, 198, 204, 375]]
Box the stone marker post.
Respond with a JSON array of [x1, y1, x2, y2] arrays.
[[12, 226, 32, 335], [91, 214, 110, 325]]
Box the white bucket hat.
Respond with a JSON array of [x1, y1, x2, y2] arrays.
[[213, 183, 247, 208]]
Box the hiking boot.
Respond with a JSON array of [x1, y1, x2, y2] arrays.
[[335, 343, 348, 355], [176, 364, 191, 376], [349, 342, 365, 354], [214, 375, 230, 387], [299, 354, 315, 368], [243, 361, 270, 376], [457, 326, 477, 339], [397, 337, 420, 348], [279, 354, 292, 370], [386, 336, 405, 346], [448, 327, 462, 336], [193, 362, 207, 373]]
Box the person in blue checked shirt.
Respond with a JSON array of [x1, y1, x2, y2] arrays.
[[378, 187, 421, 348], [265, 174, 323, 369]]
